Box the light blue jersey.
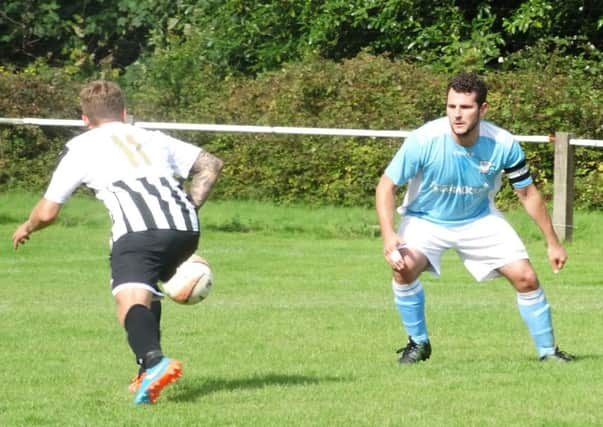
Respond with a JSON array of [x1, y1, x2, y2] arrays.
[[385, 117, 532, 226]]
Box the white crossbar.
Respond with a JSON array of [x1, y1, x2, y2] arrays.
[[1, 117, 601, 147], [571, 138, 603, 148]]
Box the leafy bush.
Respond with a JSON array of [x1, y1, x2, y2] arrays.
[[124, 51, 601, 208], [0, 70, 80, 189], [2, 0, 602, 84], [0, 0, 191, 70], [1, 53, 601, 210]]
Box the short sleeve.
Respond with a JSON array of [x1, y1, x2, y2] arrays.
[[154, 131, 203, 179], [384, 135, 423, 186], [43, 147, 85, 203]]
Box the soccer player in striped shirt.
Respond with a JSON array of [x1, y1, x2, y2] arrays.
[[376, 73, 574, 363], [12, 80, 224, 404]]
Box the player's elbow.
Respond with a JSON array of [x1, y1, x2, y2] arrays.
[[36, 200, 62, 225], [37, 211, 58, 225]]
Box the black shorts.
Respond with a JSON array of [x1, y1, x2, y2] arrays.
[[110, 229, 200, 294]]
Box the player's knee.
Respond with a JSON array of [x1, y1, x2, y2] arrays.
[[513, 269, 539, 292], [393, 269, 420, 285]]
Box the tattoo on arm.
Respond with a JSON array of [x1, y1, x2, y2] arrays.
[[188, 151, 224, 209]]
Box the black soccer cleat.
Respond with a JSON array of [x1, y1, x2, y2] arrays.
[[396, 337, 432, 364], [539, 347, 575, 362]]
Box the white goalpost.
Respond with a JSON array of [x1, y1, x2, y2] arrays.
[[0, 116, 555, 142]]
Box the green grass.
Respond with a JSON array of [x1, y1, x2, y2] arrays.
[[1, 192, 602, 426]]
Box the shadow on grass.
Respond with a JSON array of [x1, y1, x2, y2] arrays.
[[170, 372, 348, 402], [0, 213, 21, 224]]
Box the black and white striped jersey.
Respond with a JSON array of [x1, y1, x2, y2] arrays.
[[44, 122, 202, 242]]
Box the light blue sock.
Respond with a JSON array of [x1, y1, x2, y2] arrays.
[[392, 280, 428, 343], [516, 287, 555, 357]]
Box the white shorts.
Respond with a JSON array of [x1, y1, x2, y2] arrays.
[[397, 212, 529, 282]]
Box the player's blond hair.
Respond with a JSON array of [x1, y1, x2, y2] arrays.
[[79, 80, 125, 126]]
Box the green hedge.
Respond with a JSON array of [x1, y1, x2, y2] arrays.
[[1, 54, 601, 209], [0, 72, 80, 189]]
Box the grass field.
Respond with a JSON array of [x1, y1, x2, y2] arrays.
[[1, 192, 602, 426]]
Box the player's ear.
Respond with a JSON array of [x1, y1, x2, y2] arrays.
[[82, 114, 91, 128], [479, 102, 488, 118], [121, 108, 128, 123]]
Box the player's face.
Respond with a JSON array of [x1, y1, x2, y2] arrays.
[[446, 89, 487, 143]]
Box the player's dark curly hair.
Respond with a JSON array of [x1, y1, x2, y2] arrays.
[[447, 73, 488, 105]]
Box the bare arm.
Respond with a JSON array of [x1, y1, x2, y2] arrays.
[[188, 150, 224, 209], [376, 175, 405, 269], [12, 198, 62, 250], [514, 183, 567, 273]]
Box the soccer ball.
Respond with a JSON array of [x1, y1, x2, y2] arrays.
[[162, 255, 213, 305]]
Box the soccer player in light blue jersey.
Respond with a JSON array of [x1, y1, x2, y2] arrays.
[[376, 72, 573, 363]]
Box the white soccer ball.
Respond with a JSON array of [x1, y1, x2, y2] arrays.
[[163, 255, 213, 305]]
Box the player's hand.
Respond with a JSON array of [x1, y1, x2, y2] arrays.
[[12, 222, 31, 250], [383, 233, 407, 271], [547, 242, 568, 274]]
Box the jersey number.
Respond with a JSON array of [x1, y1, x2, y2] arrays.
[[111, 134, 151, 167]]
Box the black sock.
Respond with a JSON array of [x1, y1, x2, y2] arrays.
[[136, 300, 163, 374], [124, 304, 163, 370], [150, 300, 162, 342]]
